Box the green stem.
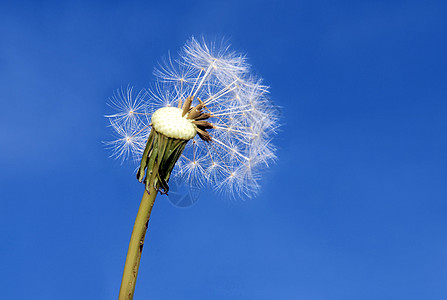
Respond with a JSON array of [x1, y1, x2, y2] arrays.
[[118, 185, 157, 300]]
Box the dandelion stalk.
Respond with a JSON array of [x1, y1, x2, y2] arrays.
[[107, 37, 279, 299], [118, 186, 157, 300]]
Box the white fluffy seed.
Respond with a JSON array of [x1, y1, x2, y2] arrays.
[[151, 107, 196, 140]]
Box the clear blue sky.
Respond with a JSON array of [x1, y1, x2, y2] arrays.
[[1, 0, 446, 299]]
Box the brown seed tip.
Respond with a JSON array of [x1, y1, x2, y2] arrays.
[[196, 128, 212, 142], [182, 96, 193, 116]]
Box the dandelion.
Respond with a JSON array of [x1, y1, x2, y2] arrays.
[[106, 37, 278, 299]]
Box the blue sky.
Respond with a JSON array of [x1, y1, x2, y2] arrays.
[[1, 0, 446, 299]]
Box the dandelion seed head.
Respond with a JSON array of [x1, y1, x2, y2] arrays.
[[151, 107, 196, 140], [106, 37, 279, 199]]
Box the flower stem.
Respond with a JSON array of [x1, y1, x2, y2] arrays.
[[118, 185, 157, 300]]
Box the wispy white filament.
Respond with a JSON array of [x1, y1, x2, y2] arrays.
[[106, 37, 279, 198]]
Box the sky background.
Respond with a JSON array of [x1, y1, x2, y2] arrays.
[[1, 0, 446, 299]]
